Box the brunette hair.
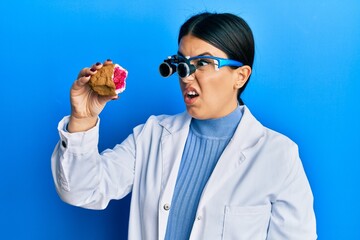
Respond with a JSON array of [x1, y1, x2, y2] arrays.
[[178, 12, 255, 105]]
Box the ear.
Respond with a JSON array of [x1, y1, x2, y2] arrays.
[[233, 65, 252, 89]]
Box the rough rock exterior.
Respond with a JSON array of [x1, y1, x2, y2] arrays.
[[89, 64, 117, 96]]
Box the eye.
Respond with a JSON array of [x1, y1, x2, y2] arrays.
[[194, 59, 211, 68]]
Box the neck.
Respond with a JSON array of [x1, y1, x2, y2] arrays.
[[190, 106, 242, 139]]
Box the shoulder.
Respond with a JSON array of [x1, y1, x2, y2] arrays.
[[241, 107, 304, 191], [241, 106, 300, 168], [264, 127, 298, 151], [259, 124, 302, 183], [243, 105, 298, 149]]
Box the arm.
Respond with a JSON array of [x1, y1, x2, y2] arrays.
[[51, 116, 136, 210], [68, 59, 118, 133], [51, 60, 134, 209], [267, 148, 317, 240]]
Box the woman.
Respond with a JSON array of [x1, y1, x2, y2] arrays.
[[52, 12, 317, 239]]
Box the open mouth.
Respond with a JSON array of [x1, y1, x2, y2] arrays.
[[187, 90, 199, 99], [184, 89, 199, 104]]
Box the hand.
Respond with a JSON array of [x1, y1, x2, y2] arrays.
[[68, 60, 118, 132]]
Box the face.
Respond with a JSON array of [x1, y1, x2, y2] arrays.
[[178, 34, 244, 119]]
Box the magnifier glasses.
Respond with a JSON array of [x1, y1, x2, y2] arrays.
[[159, 55, 196, 78], [159, 54, 243, 78]]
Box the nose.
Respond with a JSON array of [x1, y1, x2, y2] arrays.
[[180, 72, 195, 83]]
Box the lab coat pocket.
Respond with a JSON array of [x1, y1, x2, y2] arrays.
[[222, 204, 271, 240]]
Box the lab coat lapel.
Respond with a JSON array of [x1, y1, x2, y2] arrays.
[[197, 106, 265, 209], [159, 112, 191, 193], [157, 112, 192, 239]]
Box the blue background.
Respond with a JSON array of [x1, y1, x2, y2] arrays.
[[1, 0, 359, 239]]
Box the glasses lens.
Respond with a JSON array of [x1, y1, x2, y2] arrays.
[[159, 62, 176, 77], [177, 62, 190, 78], [191, 58, 218, 72]]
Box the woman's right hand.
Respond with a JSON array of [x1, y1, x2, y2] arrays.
[[68, 60, 118, 133]]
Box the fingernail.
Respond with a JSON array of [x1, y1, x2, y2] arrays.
[[90, 68, 96, 72], [96, 62, 101, 66]]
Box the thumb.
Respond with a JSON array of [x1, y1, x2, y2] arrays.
[[98, 94, 119, 105]]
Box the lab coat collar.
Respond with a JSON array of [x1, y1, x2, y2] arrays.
[[158, 105, 265, 150], [232, 105, 266, 152], [158, 111, 192, 135]]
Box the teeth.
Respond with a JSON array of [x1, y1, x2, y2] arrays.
[[187, 91, 197, 96]]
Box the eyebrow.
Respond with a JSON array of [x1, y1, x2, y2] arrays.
[[177, 51, 214, 58]]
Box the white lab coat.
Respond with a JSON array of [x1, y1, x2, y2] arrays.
[[52, 106, 317, 239]]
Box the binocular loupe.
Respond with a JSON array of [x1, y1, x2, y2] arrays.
[[159, 55, 196, 78]]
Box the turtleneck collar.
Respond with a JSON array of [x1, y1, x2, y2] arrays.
[[190, 106, 243, 139]]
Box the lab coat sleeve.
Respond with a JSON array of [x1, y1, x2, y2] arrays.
[[267, 145, 317, 240], [51, 116, 136, 210]]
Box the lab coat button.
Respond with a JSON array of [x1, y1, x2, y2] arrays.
[[163, 203, 170, 211], [196, 216, 202, 220]]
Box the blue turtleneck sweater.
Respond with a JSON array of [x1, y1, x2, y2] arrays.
[[165, 106, 242, 240]]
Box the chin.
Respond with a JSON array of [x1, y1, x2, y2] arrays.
[[186, 107, 208, 120]]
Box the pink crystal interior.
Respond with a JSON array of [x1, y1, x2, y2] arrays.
[[113, 65, 127, 93]]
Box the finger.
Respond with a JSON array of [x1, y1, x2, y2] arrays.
[[77, 64, 99, 78], [103, 59, 113, 66], [75, 74, 91, 87], [111, 95, 119, 101], [91, 62, 103, 70], [98, 94, 119, 105], [77, 67, 95, 79], [78, 67, 90, 79]]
